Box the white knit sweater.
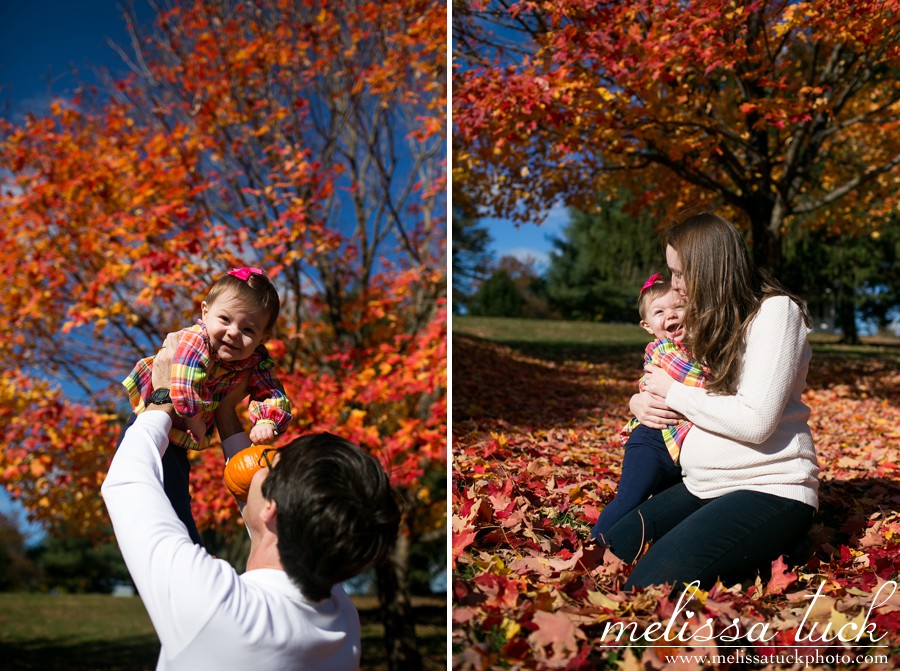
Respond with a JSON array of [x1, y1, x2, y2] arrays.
[[666, 295, 819, 509]]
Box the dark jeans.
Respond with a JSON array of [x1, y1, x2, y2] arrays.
[[117, 414, 204, 546], [605, 482, 815, 590], [591, 424, 682, 542]]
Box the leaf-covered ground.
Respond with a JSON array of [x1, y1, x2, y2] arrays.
[[452, 333, 900, 670]]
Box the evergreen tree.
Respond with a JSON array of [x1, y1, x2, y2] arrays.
[[783, 215, 900, 343], [0, 513, 40, 591], [27, 531, 130, 593], [468, 269, 525, 317], [452, 206, 494, 314], [544, 198, 663, 322]]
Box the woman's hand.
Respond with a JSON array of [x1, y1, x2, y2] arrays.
[[643, 364, 675, 397], [630, 390, 681, 429]]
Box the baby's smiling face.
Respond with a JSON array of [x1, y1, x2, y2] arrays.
[[201, 289, 271, 362], [640, 288, 685, 343]]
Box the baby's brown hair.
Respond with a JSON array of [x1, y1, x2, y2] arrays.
[[205, 269, 280, 332], [638, 274, 672, 321]]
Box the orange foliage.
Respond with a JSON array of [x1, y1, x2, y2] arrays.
[[454, 0, 900, 268], [0, 0, 446, 545], [0, 372, 120, 540]]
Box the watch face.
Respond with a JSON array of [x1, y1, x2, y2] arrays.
[[149, 388, 171, 405]]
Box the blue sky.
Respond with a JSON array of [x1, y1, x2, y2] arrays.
[[0, 1, 155, 118], [0, 0, 155, 544], [483, 200, 569, 272]]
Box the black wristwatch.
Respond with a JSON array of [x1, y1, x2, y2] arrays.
[[148, 388, 172, 406]]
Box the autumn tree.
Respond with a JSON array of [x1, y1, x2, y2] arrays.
[[453, 0, 900, 274], [0, 1, 445, 668]]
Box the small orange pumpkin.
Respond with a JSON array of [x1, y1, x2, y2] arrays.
[[224, 444, 274, 502]]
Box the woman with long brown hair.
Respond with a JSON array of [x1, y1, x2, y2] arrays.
[[604, 212, 819, 590]]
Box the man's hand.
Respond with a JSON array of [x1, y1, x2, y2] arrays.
[[214, 377, 250, 444], [143, 333, 181, 418], [184, 415, 207, 450], [249, 422, 276, 445], [150, 333, 181, 390], [217, 377, 250, 417]]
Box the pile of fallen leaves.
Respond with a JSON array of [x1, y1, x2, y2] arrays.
[[452, 335, 900, 670]]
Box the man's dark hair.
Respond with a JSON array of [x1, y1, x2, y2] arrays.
[[261, 432, 401, 601]]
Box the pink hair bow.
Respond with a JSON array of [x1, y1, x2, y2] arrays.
[[228, 267, 265, 281], [640, 272, 663, 295]]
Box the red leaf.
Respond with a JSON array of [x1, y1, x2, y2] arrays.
[[764, 555, 797, 596], [452, 527, 477, 567], [527, 611, 585, 663]]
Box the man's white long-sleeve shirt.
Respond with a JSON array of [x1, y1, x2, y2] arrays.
[[102, 411, 361, 671]]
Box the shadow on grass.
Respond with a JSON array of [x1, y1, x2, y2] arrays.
[[806, 346, 899, 402], [453, 330, 900, 427], [0, 597, 446, 671], [359, 599, 446, 671], [0, 635, 159, 671], [484, 340, 643, 365], [453, 334, 637, 430]]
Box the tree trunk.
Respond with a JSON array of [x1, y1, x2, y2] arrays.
[[376, 531, 422, 671], [836, 284, 861, 345], [747, 202, 783, 276]]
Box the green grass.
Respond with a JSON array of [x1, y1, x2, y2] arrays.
[[0, 593, 446, 671], [454, 316, 648, 346], [453, 316, 649, 362], [0, 594, 157, 671], [454, 315, 900, 364]]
